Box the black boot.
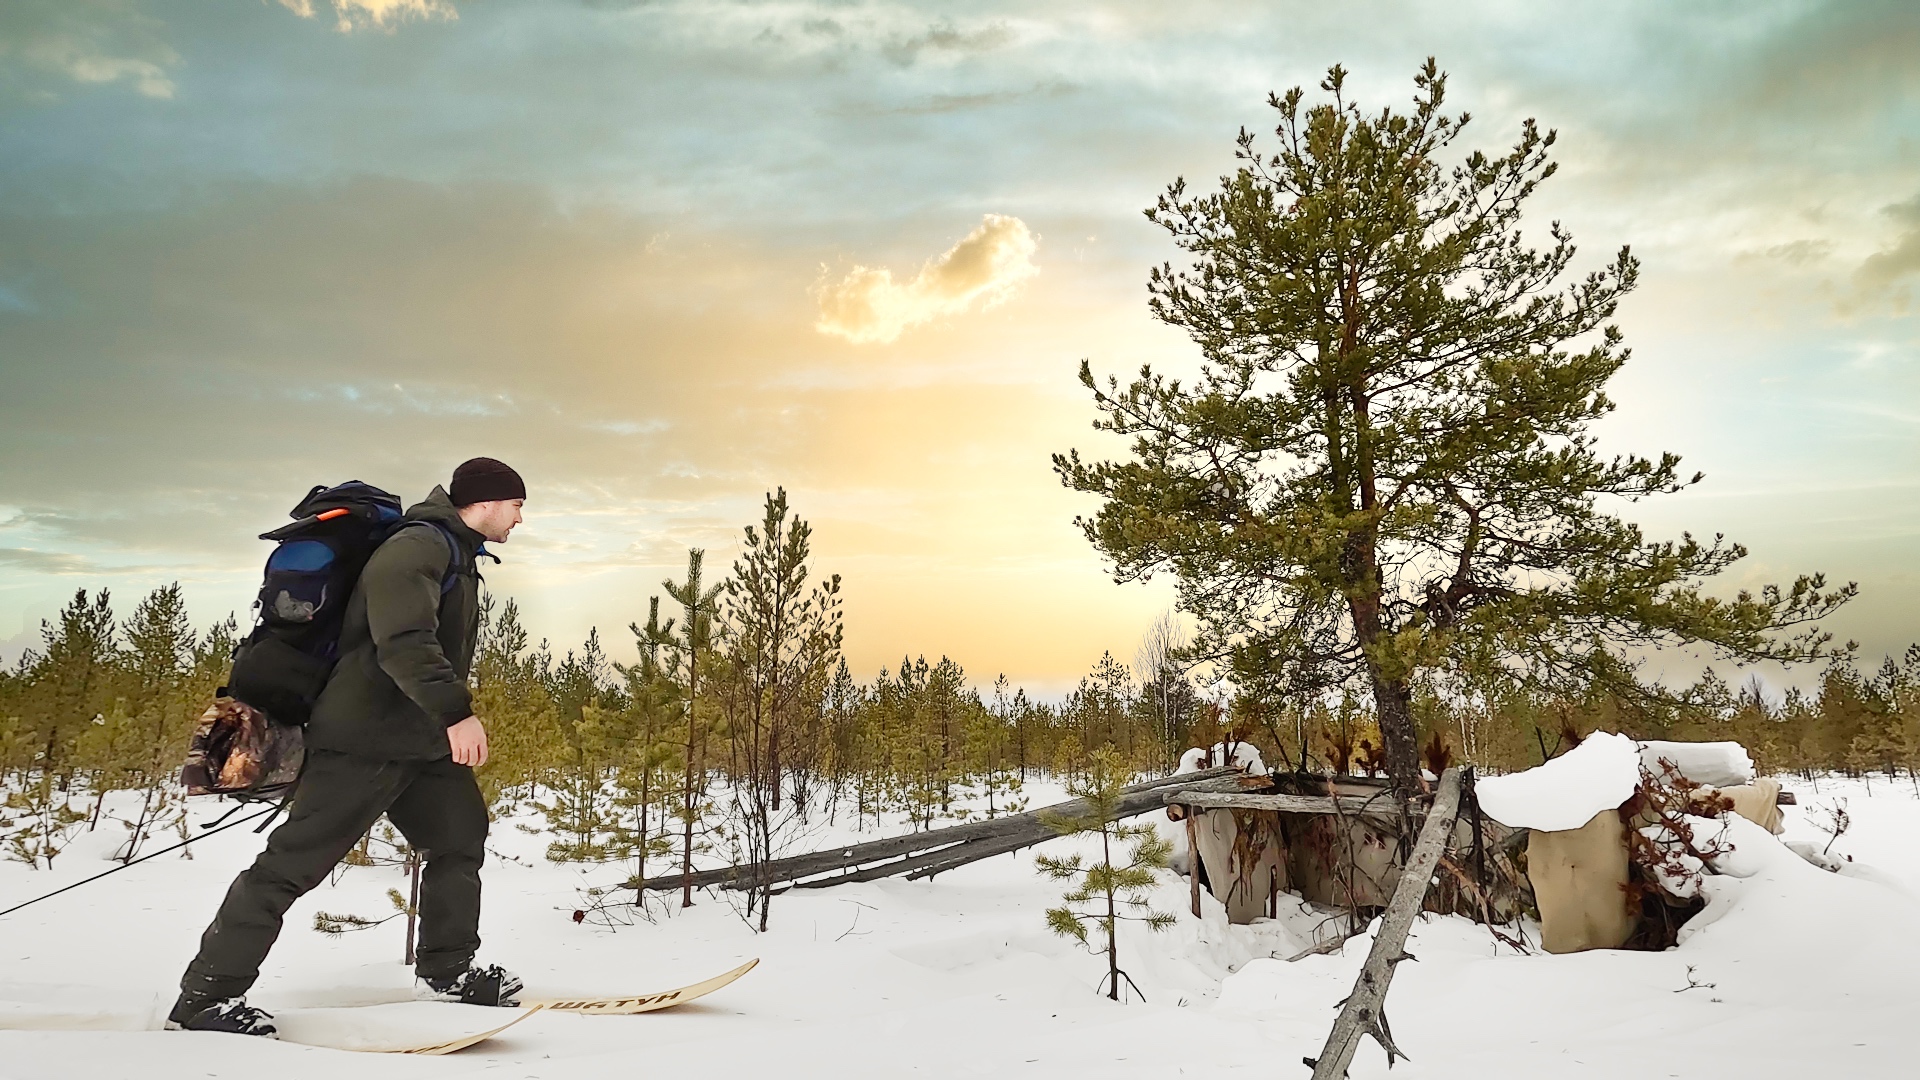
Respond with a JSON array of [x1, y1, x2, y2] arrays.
[[420, 963, 522, 1006], [166, 995, 278, 1037]]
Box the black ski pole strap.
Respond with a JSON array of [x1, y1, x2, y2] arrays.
[[0, 803, 280, 921], [201, 800, 255, 830], [252, 788, 295, 834]]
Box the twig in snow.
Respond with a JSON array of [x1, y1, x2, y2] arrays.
[[836, 899, 876, 941], [1810, 798, 1851, 857], [1285, 931, 1361, 962], [1674, 965, 1716, 993]]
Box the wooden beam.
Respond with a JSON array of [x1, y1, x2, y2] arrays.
[[1306, 768, 1462, 1080], [1165, 791, 1404, 819]]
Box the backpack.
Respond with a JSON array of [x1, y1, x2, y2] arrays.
[[221, 481, 407, 725], [223, 479, 476, 721], [187, 482, 469, 799]]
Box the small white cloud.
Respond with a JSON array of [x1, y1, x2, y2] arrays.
[[278, 0, 457, 32], [815, 214, 1038, 345], [13, 16, 179, 100], [57, 51, 173, 98]]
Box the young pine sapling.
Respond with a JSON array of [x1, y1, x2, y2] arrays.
[[1037, 747, 1175, 1002]]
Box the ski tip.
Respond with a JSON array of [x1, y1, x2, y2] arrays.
[[524, 958, 760, 1015]]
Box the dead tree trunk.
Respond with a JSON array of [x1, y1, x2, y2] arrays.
[[1186, 811, 1201, 918], [1307, 767, 1462, 1080], [404, 851, 421, 967]]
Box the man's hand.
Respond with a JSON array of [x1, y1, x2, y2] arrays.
[[448, 715, 489, 767]]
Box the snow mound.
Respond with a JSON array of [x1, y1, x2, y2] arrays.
[[1476, 730, 1640, 831], [1176, 741, 1266, 775], [1640, 740, 1754, 787]]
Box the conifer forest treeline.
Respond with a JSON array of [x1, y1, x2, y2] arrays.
[[2, 485, 1915, 886]]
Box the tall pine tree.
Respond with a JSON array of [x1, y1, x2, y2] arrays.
[[1056, 61, 1854, 790]]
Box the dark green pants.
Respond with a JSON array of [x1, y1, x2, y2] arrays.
[[178, 749, 489, 1004]]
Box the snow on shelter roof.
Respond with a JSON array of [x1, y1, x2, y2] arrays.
[[1639, 740, 1754, 788], [1476, 731, 1642, 831]]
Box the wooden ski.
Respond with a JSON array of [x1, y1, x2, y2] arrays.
[[523, 958, 759, 1015]]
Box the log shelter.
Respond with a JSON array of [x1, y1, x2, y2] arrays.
[[1165, 770, 1526, 929]]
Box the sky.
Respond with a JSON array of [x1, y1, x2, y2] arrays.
[[1, 0, 1917, 696]]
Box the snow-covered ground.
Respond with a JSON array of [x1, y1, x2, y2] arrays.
[[1, 774, 1915, 1079]]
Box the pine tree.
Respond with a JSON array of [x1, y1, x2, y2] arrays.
[[612, 596, 684, 885], [536, 628, 629, 861], [110, 584, 199, 861], [658, 548, 724, 908], [3, 589, 118, 867], [1055, 60, 1854, 790], [538, 700, 620, 862], [820, 659, 869, 824], [721, 489, 844, 930], [471, 597, 566, 811], [965, 676, 1025, 818], [1037, 747, 1175, 1002]]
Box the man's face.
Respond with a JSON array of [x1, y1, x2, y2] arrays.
[[465, 498, 524, 543]]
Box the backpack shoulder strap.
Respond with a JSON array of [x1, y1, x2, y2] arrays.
[[394, 520, 469, 595]]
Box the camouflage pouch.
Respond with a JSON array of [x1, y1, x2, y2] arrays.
[[182, 697, 306, 798]]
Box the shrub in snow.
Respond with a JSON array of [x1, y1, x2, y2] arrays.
[[1, 786, 89, 870]]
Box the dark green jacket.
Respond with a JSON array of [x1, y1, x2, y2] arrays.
[[307, 487, 486, 761]]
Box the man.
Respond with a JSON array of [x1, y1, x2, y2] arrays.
[[168, 458, 528, 1037]]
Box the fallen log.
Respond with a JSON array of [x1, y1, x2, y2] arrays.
[[627, 766, 1251, 894], [1306, 768, 1462, 1080], [799, 774, 1264, 887], [851, 775, 1262, 885]]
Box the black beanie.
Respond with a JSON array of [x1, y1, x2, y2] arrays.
[[449, 457, 526, 507]]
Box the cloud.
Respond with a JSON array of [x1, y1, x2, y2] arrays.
[[1743, 1, 1920, 121], [836, 81, 1077, 117], [0, 548, 96, 575], [1853, 192, 1920, 301], [0, 0, 178, 100], [0, 175, 1125, 680], [277, 0, 458, 33], [814, 215, 1038, 345], [43, 49, 172, 98], [881, 21, 1015, 67], [0, 176, 943, 567], [1763, 239, 1833, 267]]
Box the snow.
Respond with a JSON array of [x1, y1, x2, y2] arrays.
[[1176, 741, 1266, 775], [1475, 730, 1642, 831], [3, 773, 1919, 1078], [1480, 735, 1760, 834], [1640, 740, 1755, 787]]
